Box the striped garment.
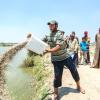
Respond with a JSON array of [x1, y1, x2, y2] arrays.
[[43, 30, 70, 61]]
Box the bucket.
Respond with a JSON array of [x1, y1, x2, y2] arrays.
[[26, 35, 49, 55]]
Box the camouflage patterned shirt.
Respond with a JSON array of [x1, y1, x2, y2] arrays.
[[43, 30, 70, 61]]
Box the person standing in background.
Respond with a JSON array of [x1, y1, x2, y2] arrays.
[[72, 32, 79, 66], [83, 31, 91, 64], [91, 28, 100, 68], [61, 31, 65, 36], [67, 33, 79, 67], [64, 35, 70, 49], [72, 31, 79, 44], [80, 37, 89, 65]]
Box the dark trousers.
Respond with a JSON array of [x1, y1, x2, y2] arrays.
[[52, 57, 80, 88], [87, 51, 90, 62], [72, 53, 78, 67]]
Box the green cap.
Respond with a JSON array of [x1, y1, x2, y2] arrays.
[[47, 20, 58, 25]]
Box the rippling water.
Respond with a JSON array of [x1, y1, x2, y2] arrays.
[[0, 46, 9, 55], [0, 47, 34, 100]]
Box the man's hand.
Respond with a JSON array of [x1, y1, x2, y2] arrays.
[[43, 48, 51, 55], [43, 45, 61, 55], [45, 48, 51, 52]]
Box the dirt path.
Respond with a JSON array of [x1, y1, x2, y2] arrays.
[[45, 47, 100, 100], [47, 64, 100, 100], [44, 51, 100, 100], [56, 65, 100, 100]]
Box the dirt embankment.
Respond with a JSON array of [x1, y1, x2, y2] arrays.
[[0, 41, 27, 100]]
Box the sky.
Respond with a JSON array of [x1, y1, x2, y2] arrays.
[[0, 0, 100, 42]]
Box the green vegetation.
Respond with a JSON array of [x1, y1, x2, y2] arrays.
[[23, 56, 34, 67], [23, 50, 51, 100], [32, 56, 50, 100], [22, 50, 37, 67]]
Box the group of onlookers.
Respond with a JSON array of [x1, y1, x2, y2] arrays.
[[62, 28, 100, 68]]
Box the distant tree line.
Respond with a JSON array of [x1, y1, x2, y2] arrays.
[[0, 42, 18, 46]]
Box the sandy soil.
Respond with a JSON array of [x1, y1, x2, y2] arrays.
[[44, 45, 99, 100], [48, 64, 100, 100], [59, 65, 100, 100]]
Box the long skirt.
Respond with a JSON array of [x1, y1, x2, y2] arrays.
[[93, 48, 100, 68]]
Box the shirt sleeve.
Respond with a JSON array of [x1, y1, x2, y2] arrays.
[[80, 43, 82, 47], [42, 35, 48, 42], [74, 39, 79, 51], [80, 42, 82, 50]]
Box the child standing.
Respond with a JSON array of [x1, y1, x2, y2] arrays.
[[80, 37, 89, 65]]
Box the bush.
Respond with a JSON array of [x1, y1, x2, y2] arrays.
[[22, 53, 51, 99], [24, 56, 34, 67], [32, 56, 50, 100], [22, 50, 36, 67], [28, 50, 38, 57]]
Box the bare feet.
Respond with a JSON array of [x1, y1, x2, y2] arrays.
[[77, 87, 85, 94], [90, 65, 95, 68], [53, 94, 59, 100]]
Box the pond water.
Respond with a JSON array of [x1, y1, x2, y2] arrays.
[[0, 46, 34, 100]]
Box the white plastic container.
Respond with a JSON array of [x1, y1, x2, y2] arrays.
[[25, 35, 49, 55]]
